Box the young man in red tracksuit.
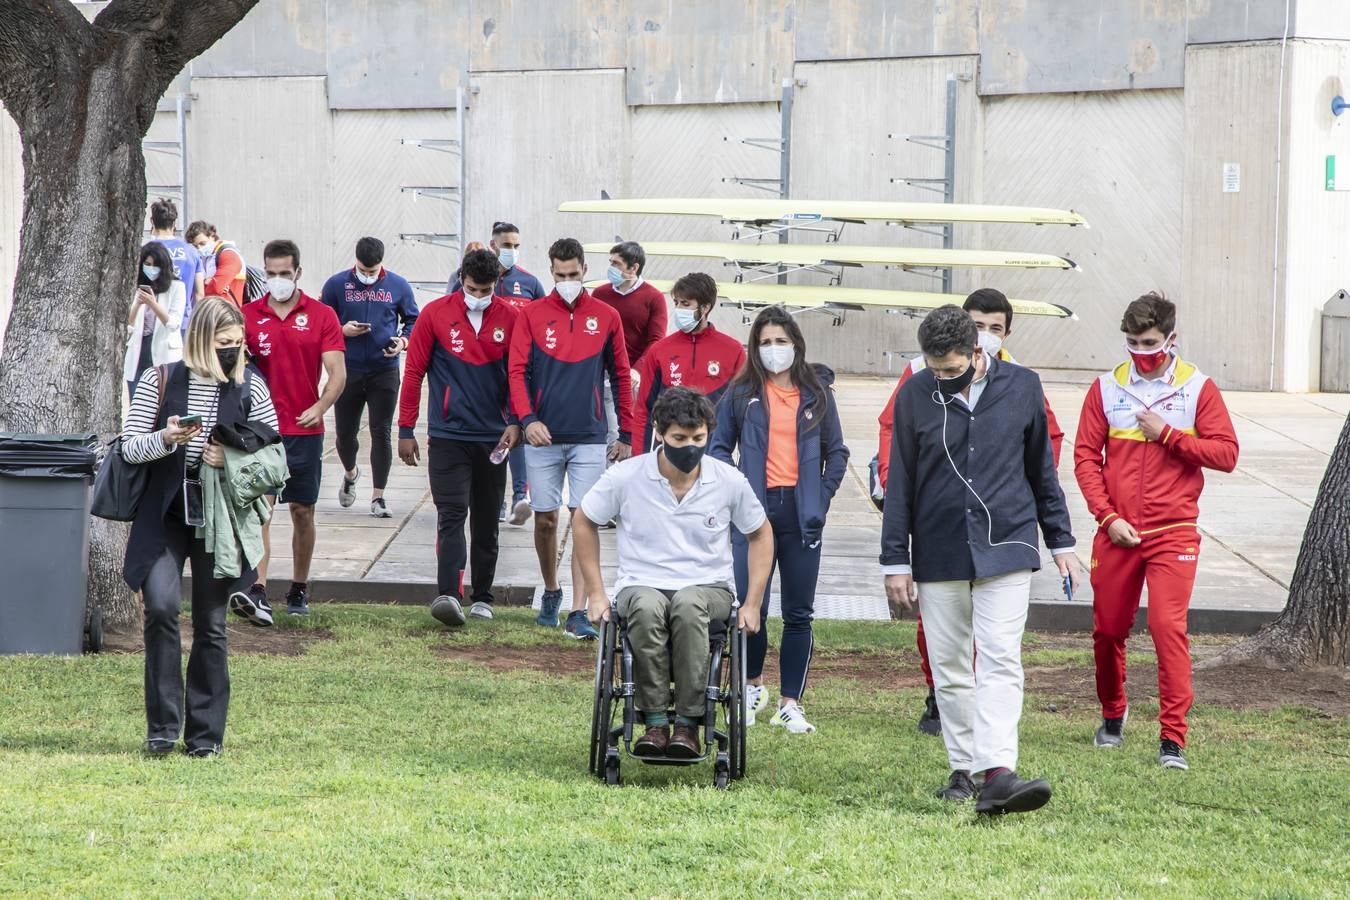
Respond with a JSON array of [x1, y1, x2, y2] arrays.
[[876, 288, 1065, 736], [630, 272, 746, 453], [1074, 291, 1238, 771], [397, 249, 521, 628], [509, 238, 635, 640], [591, 240, 667, 449]]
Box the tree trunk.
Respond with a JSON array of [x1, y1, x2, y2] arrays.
[[1209, 412, 1350, 669], [0, 63, 150, 628], [0, 0, 260, 630]]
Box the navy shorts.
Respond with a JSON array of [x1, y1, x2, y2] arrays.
[[275, 434, 325, 506]]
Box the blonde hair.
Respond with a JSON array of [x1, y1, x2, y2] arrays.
[[184, 295, 247, 384]]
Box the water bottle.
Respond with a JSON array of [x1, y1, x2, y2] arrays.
[[490, 437, 511, 466]]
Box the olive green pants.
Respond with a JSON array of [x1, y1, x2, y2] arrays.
[[616, 583, 734, 719]]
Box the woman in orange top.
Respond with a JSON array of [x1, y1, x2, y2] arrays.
[[709, 307, 849, 734], [186, 220, 246, 309]]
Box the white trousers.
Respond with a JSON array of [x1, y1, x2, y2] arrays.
[[917, 569, 1032, 774]]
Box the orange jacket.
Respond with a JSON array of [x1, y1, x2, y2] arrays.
[[204, 242, 245, 307], [877, 350, 1064, 488], [1073, 357, 1238, 535]]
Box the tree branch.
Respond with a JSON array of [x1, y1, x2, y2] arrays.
[[0, 0, 90, 117], [95, 0, 261, 83]]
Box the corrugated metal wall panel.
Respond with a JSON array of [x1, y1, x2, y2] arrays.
[[463, 70, 629, 287], [331, 109, 460, 297], [626, 0, 794, 105], [1276, 39, 1350, 391], [193, 0, 328, 78], [326, 0, 469, 109], [187, 78, 335, 292], [470, 0, 627, 73], [795, 0, 979, 61], [982, 89, 1184, 374], [1181, 44, 1283, 390], [0, 108, 21, 350], [785, 57, 982, 375]]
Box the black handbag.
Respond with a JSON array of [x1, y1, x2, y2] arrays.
[[91, 366, 167, 522]]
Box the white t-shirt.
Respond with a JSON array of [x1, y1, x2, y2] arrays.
[[581, 451, 767, 592]]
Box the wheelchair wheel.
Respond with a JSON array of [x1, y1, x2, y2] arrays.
[[590, 615, 618, 777], [729, 625, 747, 780], [604, 753, 621, 786], [714, 755, 730, 790]]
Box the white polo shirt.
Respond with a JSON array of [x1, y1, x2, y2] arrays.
[[581, 451, 767, 592]]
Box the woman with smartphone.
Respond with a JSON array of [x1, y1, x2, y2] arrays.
[[121, 296, 279, 758], [122, 241, 187, 400]]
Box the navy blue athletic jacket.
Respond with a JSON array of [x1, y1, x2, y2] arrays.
[[320, 267, 419, 374], [709, 365, 850, 547]]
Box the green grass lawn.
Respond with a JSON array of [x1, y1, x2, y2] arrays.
[[1, 605, 1346, 898]]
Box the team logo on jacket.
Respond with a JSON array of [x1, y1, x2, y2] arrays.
[[545, 326, 557, 350], [668, 360, 683, 386], [449, 327, 464, 354], [294, 313, 309, 329], [584, 316, 599, 335], [492, 326, 505, 343], [1178, 554, 1197, 562], [512, 282, 522, 296], [707, 360, 720, 377]]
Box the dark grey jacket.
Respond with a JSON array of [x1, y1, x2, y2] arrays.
[[879, 357, 1074, 582]]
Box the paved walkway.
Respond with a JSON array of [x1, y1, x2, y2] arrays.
[[253, 376, 1348, 623]]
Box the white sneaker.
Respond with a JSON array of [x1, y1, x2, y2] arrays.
[[338, 469, 359, 508], [770, 703, 816, 734], [468, 601, 493, 620], [508, 499, 532, 526], [371, 498, 392, 519], [744, 683, 768, 726]]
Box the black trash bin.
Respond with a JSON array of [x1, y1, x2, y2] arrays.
[[0, 433, 99, 655]]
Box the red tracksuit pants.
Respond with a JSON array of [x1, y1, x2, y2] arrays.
[[1091, 528, 1201, 746]]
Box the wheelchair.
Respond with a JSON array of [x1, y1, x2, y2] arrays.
[[589, 599, 748, 789]]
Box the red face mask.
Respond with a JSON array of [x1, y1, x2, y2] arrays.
[[1124, 335, 1174, 373]]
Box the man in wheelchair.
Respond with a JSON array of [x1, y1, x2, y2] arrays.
[[575, 388, 773, 759]]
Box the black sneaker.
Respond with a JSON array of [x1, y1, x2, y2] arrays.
[[918, 688, 942, 736], [184, 744, 222, 759], [1094, 705, 1128, 748], [430, 594, 466, 627], [338, 468, 359, 508], [1159, 739, 1189, 770], [286, 584, 310, 616], [935, 770, 977, 801], [228, 583, 274, 627], [975, 770, 1052, 815], [142, 738, 176, 757]]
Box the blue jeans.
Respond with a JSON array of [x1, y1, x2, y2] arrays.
[[733, 486, 822, 700], [522, 442, 606, 512], [508, 445, 527, 504]]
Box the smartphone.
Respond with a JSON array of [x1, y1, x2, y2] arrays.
[[385, 337, 402, 352], [183, 477, 205, 527], [178, 414, 203, 428], [1062, 575, 1074, 602], [354, 322, 371, 329]]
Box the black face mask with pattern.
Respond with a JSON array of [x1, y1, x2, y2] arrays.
[[216, 347, 241, 375]]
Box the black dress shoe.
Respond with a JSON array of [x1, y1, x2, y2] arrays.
[[141, 739, 176, 757], [935, 770, 977, 801], [918, 689, 942, 736], [975, 770, 1052, 815]]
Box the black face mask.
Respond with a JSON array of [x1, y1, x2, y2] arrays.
[[216, 347, 241, 374], [662, 443, 705, 474], [935, 359, 976, 396]]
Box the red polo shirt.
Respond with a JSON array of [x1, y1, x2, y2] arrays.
[[244, 291, 345, 436]]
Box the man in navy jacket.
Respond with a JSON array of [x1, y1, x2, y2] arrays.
[[321, 237, 419, 518], [881, 304, 1080, 816]]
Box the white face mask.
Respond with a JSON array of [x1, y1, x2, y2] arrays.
[[355, 269, 378, 286], [142, 265, 161, 281], [268, 276, 296, 302], [555, 281, 583, 305], [673, 308, 701, 334], [976, 330, 1003, 358], [497, 248, 518, 269], [758, 343, 795, 374], [464, 292, 492, 312]]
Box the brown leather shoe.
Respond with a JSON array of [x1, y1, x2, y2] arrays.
[[633, 725, 669, 757], [668, 724, 701, 759]]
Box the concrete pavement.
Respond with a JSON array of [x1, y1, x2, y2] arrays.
[[244, 376, 1348, 631]]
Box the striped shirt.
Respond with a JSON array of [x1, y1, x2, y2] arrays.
[[122, 366, 278, 468]]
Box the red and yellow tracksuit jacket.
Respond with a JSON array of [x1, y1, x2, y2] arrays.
[[1074, 356, 1239, 535]]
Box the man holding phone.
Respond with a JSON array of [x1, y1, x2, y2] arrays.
[[244, 239, 346, 617], [321, 237, 419, 519]]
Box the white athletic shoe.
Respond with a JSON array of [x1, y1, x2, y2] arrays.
[[769, 703, 816, 734], [744, 683, 768, 726], [338, 469, 359, 508], [508, 499, 532, 526], [371, 498, 392, 519], [468, 601, 494, 620]]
